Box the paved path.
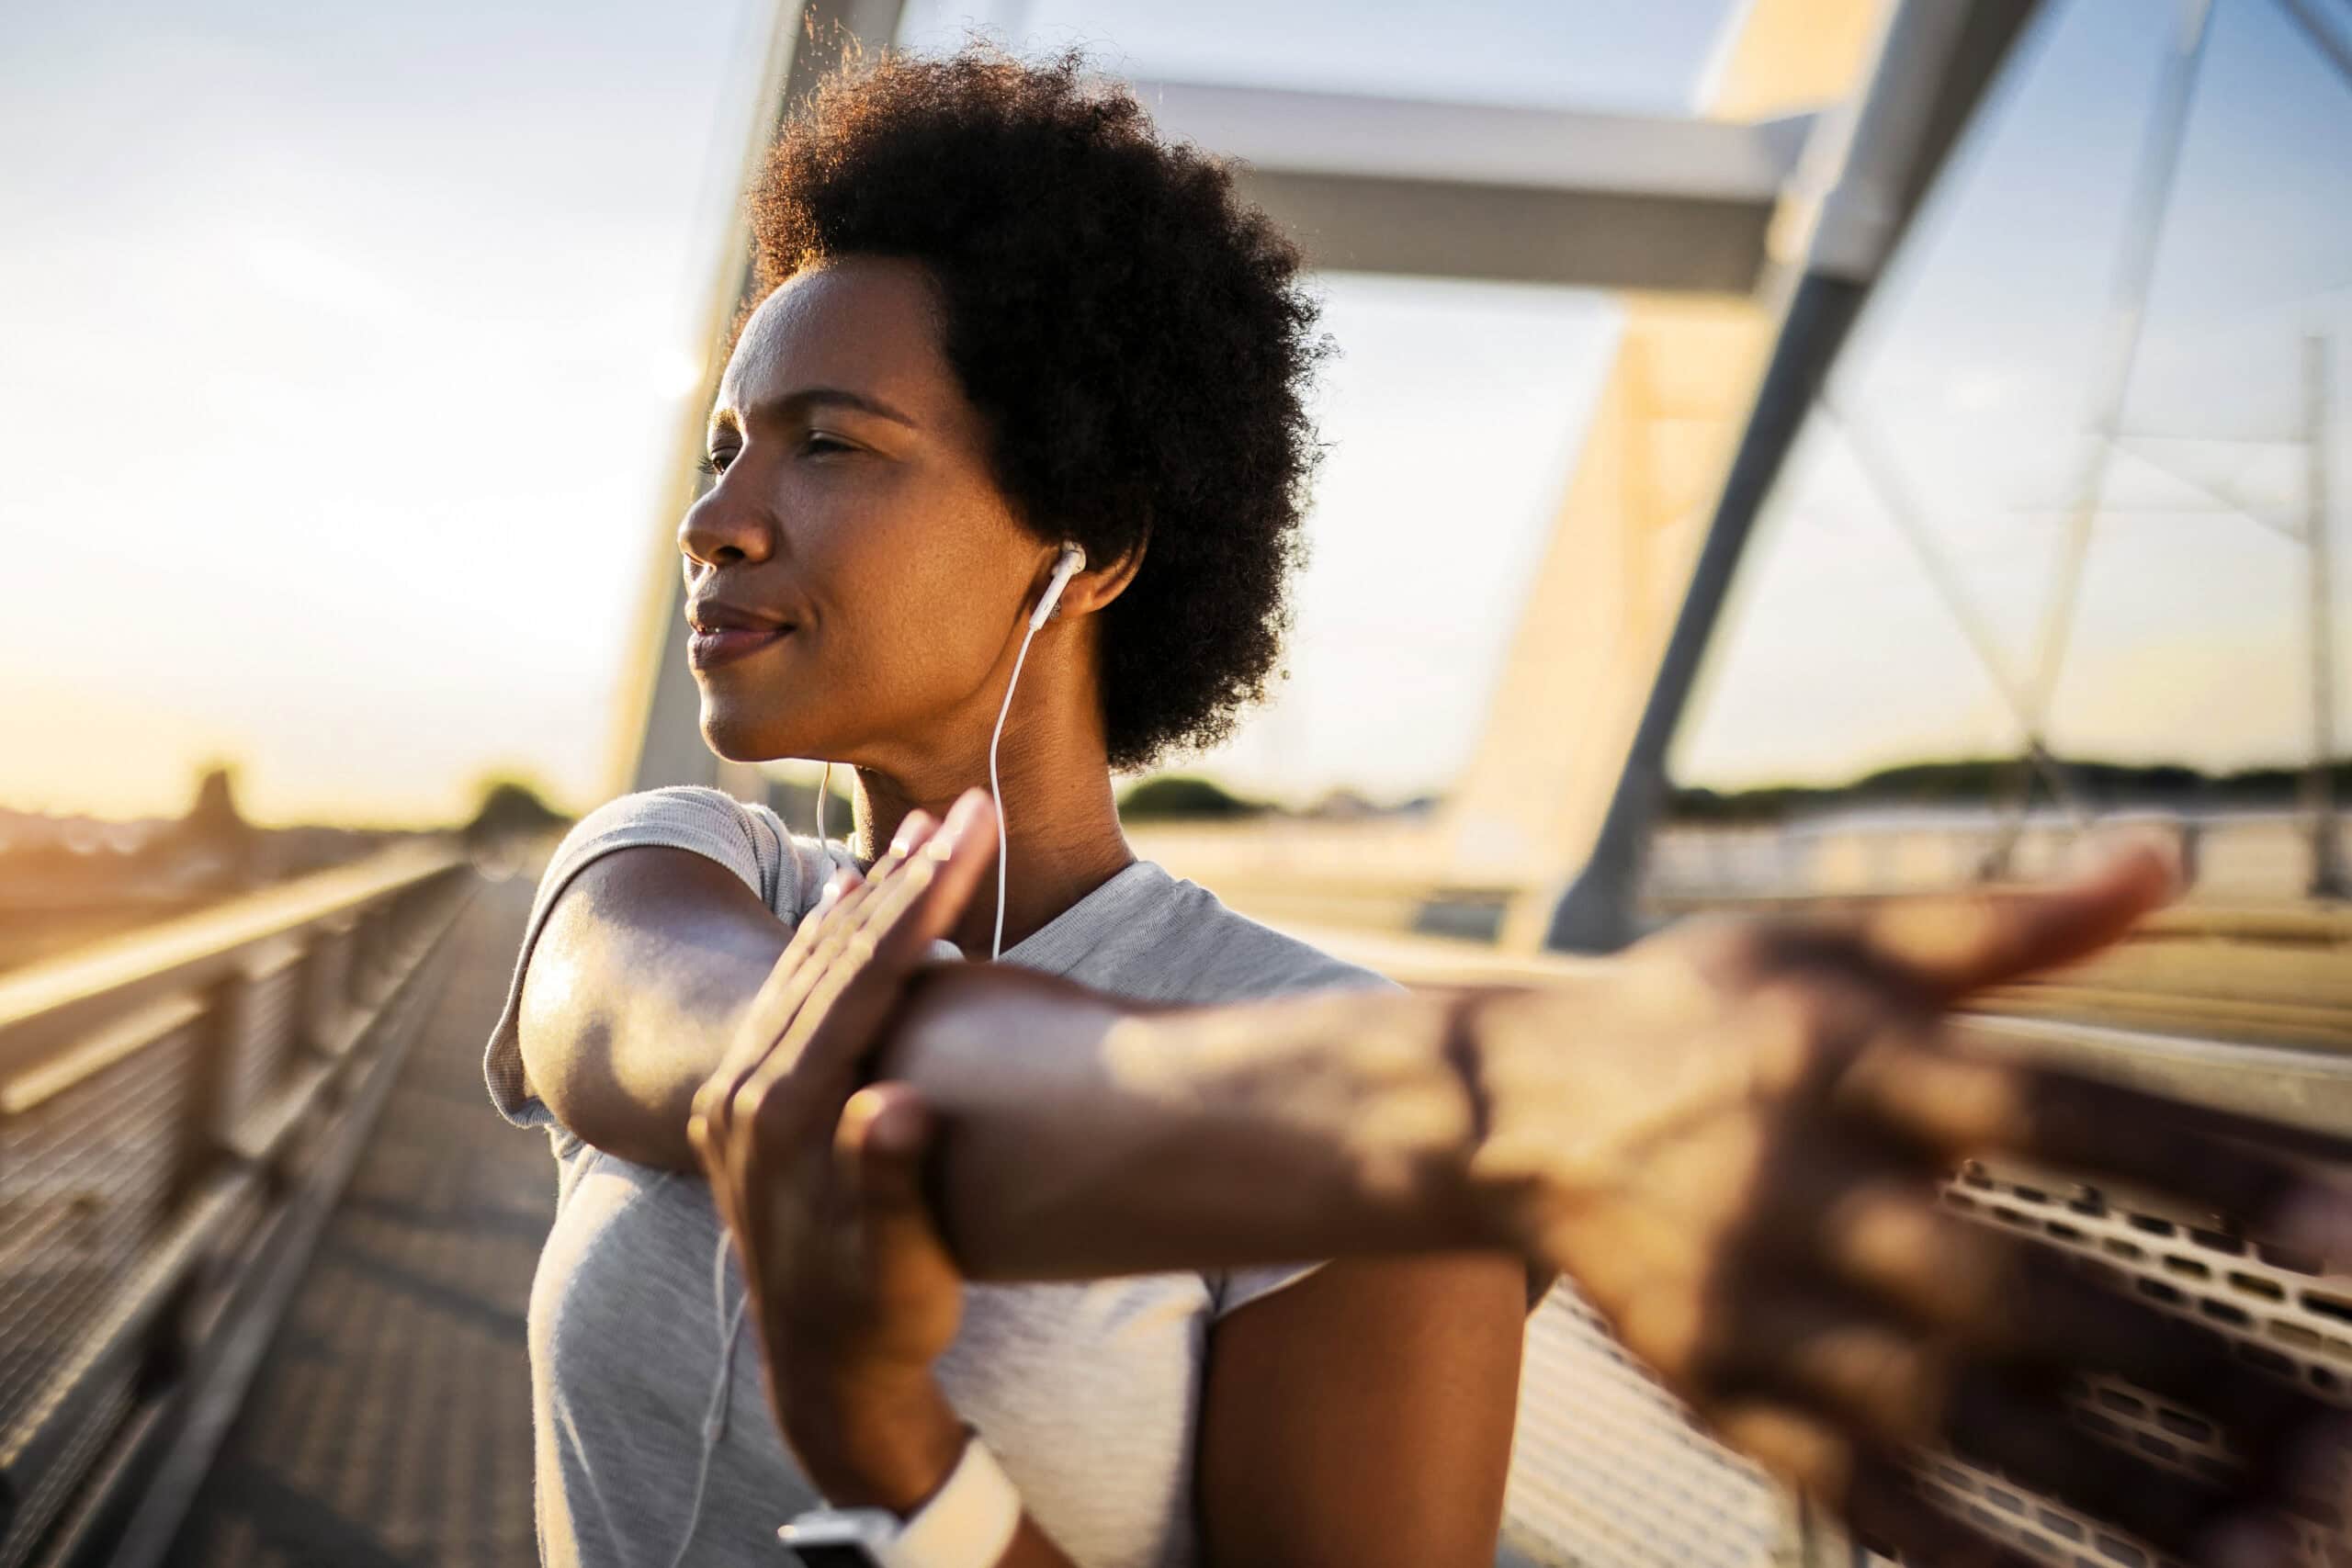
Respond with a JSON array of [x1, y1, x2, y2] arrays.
[[168, 874, 548, 1568]]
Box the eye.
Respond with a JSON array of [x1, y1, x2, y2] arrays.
[[697, 448, 735, 477], [801, 433, 855, 457]]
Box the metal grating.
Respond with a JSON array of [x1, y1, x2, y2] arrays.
[[0, 1012, 197, 1438], [1499, 1158, 2352, 1568], [1897, 1166, 2352, 1568], [0, 1359, 135, 1568], [1501, 1281, 1782, 1568]]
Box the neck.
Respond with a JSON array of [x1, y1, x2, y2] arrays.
[[848, 719, 1134, 961]]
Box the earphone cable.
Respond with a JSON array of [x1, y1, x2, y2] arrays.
[[986, 613, 1047, 961]]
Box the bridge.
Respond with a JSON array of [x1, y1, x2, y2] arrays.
[[2, 1, 2347, 1565]]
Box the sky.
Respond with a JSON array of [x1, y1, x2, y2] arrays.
[[1, 0, 2346, 825], [1673, 0, 2352, 789]]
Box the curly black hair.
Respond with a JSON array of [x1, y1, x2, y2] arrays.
[[749, 46, 1326, 771]]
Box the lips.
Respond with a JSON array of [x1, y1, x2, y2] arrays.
[[685, 600, 793, 671]]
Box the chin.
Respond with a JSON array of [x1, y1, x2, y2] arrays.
[[697, 697, 796, 765]]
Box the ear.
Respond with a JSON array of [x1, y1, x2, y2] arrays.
[[1052, 535, 1146, 621]]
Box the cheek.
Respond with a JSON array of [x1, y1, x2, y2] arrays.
[[805, 472, 1025, 689]]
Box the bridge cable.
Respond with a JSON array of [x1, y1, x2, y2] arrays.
[[2011, 0, 2214, 840], [2273, 0, 2352, 96], [1816, 395, 2092, 825]]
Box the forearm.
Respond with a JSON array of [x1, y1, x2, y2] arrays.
[[878, 965, 1514, 1280]]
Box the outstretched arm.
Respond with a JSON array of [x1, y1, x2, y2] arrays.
[[695, 795, 2352, 1568]]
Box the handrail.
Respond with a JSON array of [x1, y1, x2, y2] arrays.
[[0, 840, 462, 1032], [0, 841, 474, 1568]]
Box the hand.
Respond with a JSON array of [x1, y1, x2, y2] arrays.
[[1468, 840, 2352, 1566], [689, 790, 1001, 1511]]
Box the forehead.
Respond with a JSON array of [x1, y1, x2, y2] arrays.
[[719, 256, 951, 414]]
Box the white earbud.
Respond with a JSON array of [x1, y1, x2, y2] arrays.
[[1028, 544, 1087, 631]]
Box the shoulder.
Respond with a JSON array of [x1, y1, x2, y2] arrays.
[[543, 786, 839, 920], [483, 786, 842, 1129], [1042, 860, 1394, 1006]]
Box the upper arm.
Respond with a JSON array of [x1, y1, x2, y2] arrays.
[[515, 845, 792, 1168], [1197, 1252, 1525, 1568]]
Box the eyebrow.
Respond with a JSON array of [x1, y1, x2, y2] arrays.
[[710, 387, 920, 435]]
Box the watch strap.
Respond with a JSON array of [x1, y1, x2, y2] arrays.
[[891, 1435, 1021, 1568]]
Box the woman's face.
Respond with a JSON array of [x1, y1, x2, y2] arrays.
[[681, 255, 1046, 774]]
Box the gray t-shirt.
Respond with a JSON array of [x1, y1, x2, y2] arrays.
[[485, 786, 1387, 1568]]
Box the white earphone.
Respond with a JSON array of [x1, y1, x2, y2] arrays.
[[1029, 543, 1086, 630], [989, 543, 1085, 958]]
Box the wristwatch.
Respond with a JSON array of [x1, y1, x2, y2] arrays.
[[777, 1436, 1022, 1568]]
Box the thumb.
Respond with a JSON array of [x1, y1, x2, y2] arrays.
[[836, 1083, 958, 1289], [1859, 831, 2181, 1000]]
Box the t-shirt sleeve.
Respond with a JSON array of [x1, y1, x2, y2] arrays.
[[1209, 1261, 1326, 1319], [482, 785, 794, 1129]]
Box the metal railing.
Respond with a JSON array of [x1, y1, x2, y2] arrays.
[[0, 844, 473, 1568]]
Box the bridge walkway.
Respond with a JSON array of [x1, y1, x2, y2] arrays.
[[165, 874, 544, 1568]]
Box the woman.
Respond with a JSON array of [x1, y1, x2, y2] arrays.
[[493, 46, 2346, 1568], [492, 48, 1526, 1568]]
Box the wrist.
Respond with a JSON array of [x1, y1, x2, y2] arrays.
[[781, 1360, 967, 1514], [1450, 982, 1611, 1257]]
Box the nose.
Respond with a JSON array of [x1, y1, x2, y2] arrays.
[[677, 468, 776, 570]]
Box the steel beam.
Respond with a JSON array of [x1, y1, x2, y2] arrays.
[[1136, 81, 1809, 292], [1544, 0, 2047, 953]]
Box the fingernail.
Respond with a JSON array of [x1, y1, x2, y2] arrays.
[[890, 810, 933, 857], [2193, 1513, 2300, 1568], [937, 789, 989, 850], [2268, 1182, 2352, 1267]]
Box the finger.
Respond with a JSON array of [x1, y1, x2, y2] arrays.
[[1855, 1234, 2350, 1555], [729, 825, 977, 1116], [1832, 1037, 2352, 1262], [1699, 1291, 1954, 1450], [836, 1083, 961, 1293], [702, 797, 996, 1168], [1700, 1289, 2266, 1560], [1706, 1400, 1861, 1515], [1813, 1176, 2020, 1332], [1816, 1194, 2343, 1471], [718, 830, 953, 1110], [726, 908, 923, 1139], [1928, 1363, 2333, 1561], [1855, 835, 2177, 1002], [1998, 1248, 2327, 1455], [811, 793, 996, 999], [863, 807, 941, 889], [784, 792, 991, 1011], [698, 863, 880, 1135], [910, 789, 998, 950], [817, 864, 862, 910]]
